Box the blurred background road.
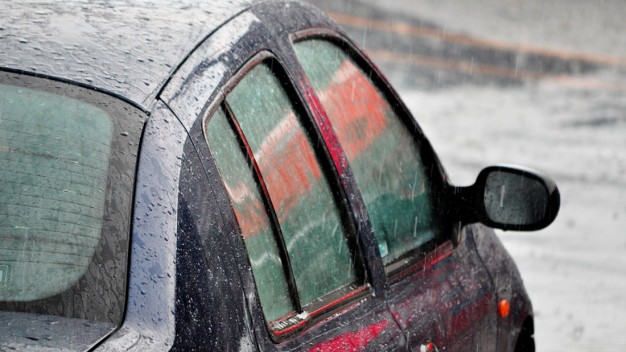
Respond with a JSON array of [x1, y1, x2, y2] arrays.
[[305, 0, 626, 350]]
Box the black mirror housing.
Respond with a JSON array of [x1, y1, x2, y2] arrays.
[[454, 165, 560, 231]]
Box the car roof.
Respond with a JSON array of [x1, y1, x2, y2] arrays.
[[0, 0, 265, 110]]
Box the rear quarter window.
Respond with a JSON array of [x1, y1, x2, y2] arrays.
[[225, 63, 358, 306], [205, 60, 365, 337]]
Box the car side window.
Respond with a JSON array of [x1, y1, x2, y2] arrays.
[[205, 61, 360, 330], [206, 108, 295, 323], [294, 39, 439, 267]]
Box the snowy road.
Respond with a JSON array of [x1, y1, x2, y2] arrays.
[[307, 0, 626, 350], [404, 82, 626, 351]]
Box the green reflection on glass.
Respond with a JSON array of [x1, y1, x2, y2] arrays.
[[206, 108, 294, 322], [0, 83, 112, 301], [295, 40, 436, 265], [227, 63, 356, 306]]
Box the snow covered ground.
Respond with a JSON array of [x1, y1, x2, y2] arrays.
[[404, 77, 626, 351]]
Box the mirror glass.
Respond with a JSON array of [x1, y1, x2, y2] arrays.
[[484, 171, 549, 226]]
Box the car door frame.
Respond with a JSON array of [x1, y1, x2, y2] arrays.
[[283, 28, 452, 350], [160, 2, 408, 351], [275, 8, 500, 352]]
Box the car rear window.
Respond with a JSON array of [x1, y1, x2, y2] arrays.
[[0, 83, 112, 301], [0, 72, 144, 326]]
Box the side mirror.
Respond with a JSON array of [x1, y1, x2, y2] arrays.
[[455, 165, 560, 231]]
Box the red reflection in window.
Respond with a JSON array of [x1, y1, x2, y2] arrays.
[[316, 61, 388, 161], [254, 112, 322, 221]]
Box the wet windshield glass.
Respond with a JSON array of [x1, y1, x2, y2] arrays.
[[0, 72, 144, 327]]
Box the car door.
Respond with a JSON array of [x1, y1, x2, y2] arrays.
[[289, 35, 499, 351], [204, 55, 407, 352], [158, 5, 407, 351]]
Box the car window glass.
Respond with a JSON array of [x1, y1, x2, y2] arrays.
[[0, 83, 112, 301], [0, 73, 144, 327], [294, 39, 437, 265], [226, 63, 357, 306], [206, 108, 294, 322]]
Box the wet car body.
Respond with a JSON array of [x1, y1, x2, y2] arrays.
[[0, 1, 558, 351]]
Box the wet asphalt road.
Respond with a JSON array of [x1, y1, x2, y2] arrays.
[[305, 0, 626, 350]]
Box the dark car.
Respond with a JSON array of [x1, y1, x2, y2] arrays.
[[0, 1, 559, 351]]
